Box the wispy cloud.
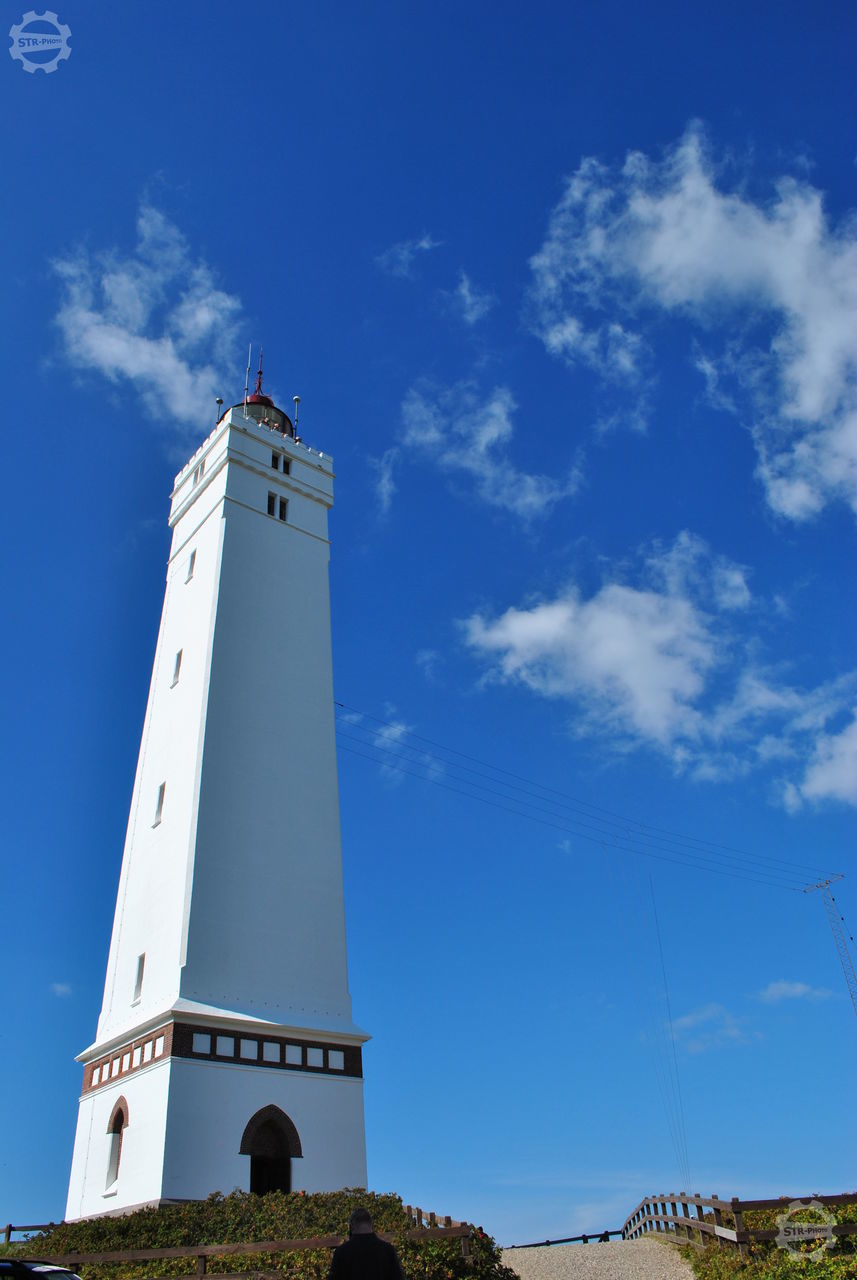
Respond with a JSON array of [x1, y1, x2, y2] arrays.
[[528, 123, 857, 521], [375, 233, 441, 279], [416, 648, 442, 681], [369, 447, 399, 517], [391, 380, 581, 521], [671, 1001, 753, 1053], [453, 271, 495, 325], [462, 531, 857, 800], [50, 982, 72, 997], [53, 205, 243, 442], [757, 979, 832, 1003]]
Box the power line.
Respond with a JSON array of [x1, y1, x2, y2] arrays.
[[335, 701, 828, 879], [334, 704, 840, 891]]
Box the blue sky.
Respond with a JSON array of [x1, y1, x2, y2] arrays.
[[2, 0, 856, 1245]]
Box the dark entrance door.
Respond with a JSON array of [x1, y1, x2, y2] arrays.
[[250, 1153, 291, 1194], [247, 1118, 291, 1194]]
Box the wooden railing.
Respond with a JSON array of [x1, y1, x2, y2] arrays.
[[621, 1191, 857, 1255], [6, 1224, 474, 1277], [404, 1206, 466, 1230], [3, 1223, 55, 1244]]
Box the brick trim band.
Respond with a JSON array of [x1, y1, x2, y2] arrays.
[[83, 1021, 362, 1093]]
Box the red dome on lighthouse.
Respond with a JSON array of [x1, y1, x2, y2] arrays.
[[223, 348, 294, 437]]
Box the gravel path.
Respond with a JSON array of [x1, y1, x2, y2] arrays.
[[501, 1239, 695, 1280]]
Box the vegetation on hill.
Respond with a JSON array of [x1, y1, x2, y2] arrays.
[[683, 1200, 856, 1280], [5, 1190, 517, 1280]]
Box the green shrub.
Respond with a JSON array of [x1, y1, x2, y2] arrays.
[[7, 1190, 516, 1280], [682, 1201, 857, 1280]]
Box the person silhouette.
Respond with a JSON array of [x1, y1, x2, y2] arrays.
[[328, 1209, 406, 1280]]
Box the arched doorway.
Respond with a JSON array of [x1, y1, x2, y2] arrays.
[[239, 1105, 302, 1194]]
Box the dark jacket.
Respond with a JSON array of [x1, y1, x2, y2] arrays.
[[327, 1232, 405, 1280]]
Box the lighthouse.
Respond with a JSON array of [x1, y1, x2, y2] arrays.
[[66, 363, 368, 1219]]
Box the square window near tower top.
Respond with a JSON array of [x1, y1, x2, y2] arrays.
[[153, 783, 166, 827], [171, 650, 183, 687], [185, 550, 196, 582], [278, 497, 287, 522], [267, 492, 276, 517]]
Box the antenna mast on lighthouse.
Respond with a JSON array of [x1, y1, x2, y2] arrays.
[[243, 343, 252, 416]]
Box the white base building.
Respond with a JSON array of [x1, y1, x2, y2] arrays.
[[67, 374, 368, 1219]]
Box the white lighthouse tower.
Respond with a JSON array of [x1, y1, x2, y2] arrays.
[[66, 362, 368, 1219]]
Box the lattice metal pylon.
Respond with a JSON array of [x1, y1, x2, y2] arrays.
[[805, 876, 857, 1022]]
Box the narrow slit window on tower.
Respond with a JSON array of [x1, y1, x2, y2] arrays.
[[271, 450, 280, 469], [278, 497, 287, 522], [105, 1101, 127, 1190], [192, 459, 205, 485], [153, 782, 166, 827], [185, 550, 196, 581], [282, 458, 290, 476], [267, 492, 276, 517], [132, 953, 145, 1003], [171, 649, 183, 687]]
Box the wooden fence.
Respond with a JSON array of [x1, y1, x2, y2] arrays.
[[3, 1223, 54, 1245], [2, 1207, 474, 1276], [621, 1191, 857, 1255]]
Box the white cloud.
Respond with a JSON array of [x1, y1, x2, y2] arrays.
[[53, 205, 242, 441], [416, 648, 442, 681], [671, 1002, 751, 1053], [757, 979, 832, 1003], [399, 381, 581, 521], [375, 233, 441, 279], [463, 532, 857, 797], [369, 446, 399, 516], [465, 574, 715, 749], [784, 707, 857, 810], [454, 271, 495, 325], [529, 124, 857, 521], [50, 982, 72, 997]]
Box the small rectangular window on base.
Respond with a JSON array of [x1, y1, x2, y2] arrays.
[[267, 492, 276, 516], [279, 497, 287, 522], [171, 649, 183, 687], [185, 550, 196, 582]]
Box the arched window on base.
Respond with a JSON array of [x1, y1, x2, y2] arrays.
[[106, 1097, 128, 1188], [239, 1105, 302, 1195]]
